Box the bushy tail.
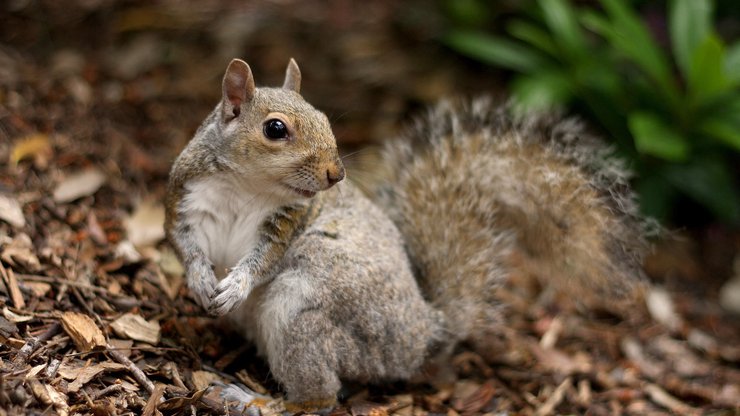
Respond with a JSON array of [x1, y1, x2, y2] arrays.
[[370, 98, 650, 341]]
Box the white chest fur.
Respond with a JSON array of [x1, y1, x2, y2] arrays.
[[180, 175, 277, 278]]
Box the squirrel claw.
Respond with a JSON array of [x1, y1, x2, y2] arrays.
[[208, 273, 250, 316]]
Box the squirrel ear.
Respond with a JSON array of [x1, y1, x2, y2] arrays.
[[282, 58, 301, 93], [222, 59, 255, 119]]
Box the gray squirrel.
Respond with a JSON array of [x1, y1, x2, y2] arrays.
[[164, 58, 648, 412]]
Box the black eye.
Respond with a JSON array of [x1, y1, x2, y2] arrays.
[[263, 119, 288, 140]]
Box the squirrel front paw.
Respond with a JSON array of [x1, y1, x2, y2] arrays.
[[208, 268, 251, 316], [186, 259, 218, 309]]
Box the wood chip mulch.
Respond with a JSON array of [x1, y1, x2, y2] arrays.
[[1, 2, 739, 415]]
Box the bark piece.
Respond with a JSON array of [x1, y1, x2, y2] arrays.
[[110, 313, 160, 345], [67, 362, 127, 392], [60, 311, 106, 352]]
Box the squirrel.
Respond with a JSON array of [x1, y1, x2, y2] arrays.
[[165, 58, 648, 412]]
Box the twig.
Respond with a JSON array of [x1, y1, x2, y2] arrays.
[[44, 357, 62, 379], [1, 263, 25, 309], [534, 377, 572, 416], [12, 322, 62, 368], [164, 362, 188, 390], [90, 383, 124, 400], [15, 273, 110, 295], [106, 345, 157, 396], [645, 383, 700, 416]]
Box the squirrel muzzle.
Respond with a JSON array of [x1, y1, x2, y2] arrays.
[[324, 159, 345, 189]]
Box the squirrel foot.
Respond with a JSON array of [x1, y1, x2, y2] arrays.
[[213, 382, 336, 415], [212, 382, 271, 415]]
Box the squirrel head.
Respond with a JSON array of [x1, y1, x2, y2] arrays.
[[215, 58, 345, 201]]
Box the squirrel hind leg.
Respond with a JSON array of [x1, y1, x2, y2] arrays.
[[264, 309, 343, 409]]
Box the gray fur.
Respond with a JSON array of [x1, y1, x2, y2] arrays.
[[166, 61, 649, 411]]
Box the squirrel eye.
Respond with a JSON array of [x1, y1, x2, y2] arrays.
[[263, 119, 289, 140]]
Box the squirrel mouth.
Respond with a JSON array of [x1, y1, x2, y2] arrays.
[[283, 184, 316, 198]]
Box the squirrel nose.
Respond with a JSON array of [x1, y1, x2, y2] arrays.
[[326, 164, 345, 187]]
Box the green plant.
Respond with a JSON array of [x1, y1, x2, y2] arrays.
[[445, 0, 740, 225]]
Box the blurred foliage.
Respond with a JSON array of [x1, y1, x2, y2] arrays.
[[443, 0, 740, 226]]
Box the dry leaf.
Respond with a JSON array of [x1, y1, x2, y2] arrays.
[[1, 233, 41, 271], [451, 380, 495, 414], [23, 281, 52, 297], [191, 370, 222, 391], [53, 169, 106, 203], [108, 338, 134, 357], [157, 248, 183, 299], [158, 388, 208, 412], [110, 313, 160, 345], [60, 311, 106, 352], [24, 363, 47, 380], [115, 240, 143, 263], [58, 362, 86, 380], [10, 133, 52, 165], [67, 362, 126, 392], [0, 194, 25, 227], [646, 287, 682, 331], [142, 383, 166, 416], [159, 247, 184, 277], [124, 199, 165, 248], [28, 379, 69, 416], [235, 369, 269, 395]]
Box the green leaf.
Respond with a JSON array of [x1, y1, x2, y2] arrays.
[[663, 158, 740, 224], [444, 0, 491, 27], [511, 72, 573, 112], [688, 34, 729, 105], [507, 20, 558, 56], [577, 60, 621, 98], [444, 30, 546, 73], [725, 41, 740, 83], [669, 0, 713, 77], [580, 10, 611, 36], [537, 0, 588, 59], [628, 112, 690, 161], [699, 117, 740, 151], [635, 172, 677, 222], [596, 0, 676, 101]]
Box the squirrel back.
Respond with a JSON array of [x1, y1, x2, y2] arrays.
[[372, 98, 649, 342]]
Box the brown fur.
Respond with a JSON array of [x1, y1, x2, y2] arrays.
[[372, 98, 649, 343]]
